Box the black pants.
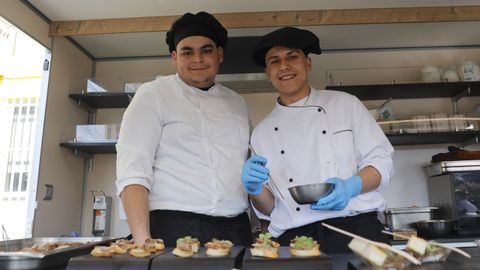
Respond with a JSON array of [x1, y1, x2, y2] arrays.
[[149, 210, 252, 247], [276, 212, 388, 254]]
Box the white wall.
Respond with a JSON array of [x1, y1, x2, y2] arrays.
[[83, 48, 480, 237]]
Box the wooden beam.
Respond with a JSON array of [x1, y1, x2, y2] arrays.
[[49, 5, 480, 36]]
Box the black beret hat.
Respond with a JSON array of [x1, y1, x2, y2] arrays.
[[166, 11, 228, 53], [252, 27, 321, 67]]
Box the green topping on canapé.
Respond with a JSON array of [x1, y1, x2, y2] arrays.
[[292, 236, 315, 250], [257, 233, 274, 246]]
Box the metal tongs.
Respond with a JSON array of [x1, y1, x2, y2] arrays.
[[248, 145, 285, 200]]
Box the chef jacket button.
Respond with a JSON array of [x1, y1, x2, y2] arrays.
[[322, 130, 326, 134], [274, 127, 278, 131], [296, 207, 300, 211], [289, 178, 293, 182], [317, 108, 322, 112], [280, 150, 285, 154]]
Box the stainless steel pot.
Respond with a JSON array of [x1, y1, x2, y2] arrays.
[[416, 219, 456, 238], [384, 207, 438, 230]]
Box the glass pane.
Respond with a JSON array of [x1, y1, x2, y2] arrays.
[[12, 172, 19, 192], [4, 172, 11, 192], [21, 173, 27, 192]]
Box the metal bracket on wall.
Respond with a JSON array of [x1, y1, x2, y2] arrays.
[[73, 89, 97, 112], [71, 147, 94, 159], [451, 85, 471, 114]]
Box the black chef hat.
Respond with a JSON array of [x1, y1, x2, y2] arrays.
[[252, 27, 321, 67], [166, 11, 228, 53]]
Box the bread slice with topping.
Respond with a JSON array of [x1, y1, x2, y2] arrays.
[[289, 236, 321, 257], [172, 236, 200, 257], [250, 233, 280, 258], [205, 239, 233, 257]]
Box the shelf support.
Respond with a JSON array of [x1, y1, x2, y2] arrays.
[[66, 146, 94, 159], [73, 97, 96, 112], [86, 156, 94, 172], [451, 86, 471, 114]]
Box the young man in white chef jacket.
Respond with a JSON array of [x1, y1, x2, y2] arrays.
[[116, 12, 252, 246], [241, 27, 394, 253]]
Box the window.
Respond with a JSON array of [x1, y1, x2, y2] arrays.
[[0, 16, 50, 239]]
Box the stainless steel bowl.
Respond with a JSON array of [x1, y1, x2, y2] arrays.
[[288, 183, 334, 205], [416, 219, 456, 238]]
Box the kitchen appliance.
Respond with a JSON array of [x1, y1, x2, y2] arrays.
[[384, 207, 438, 230], [425, 160, 480, 235]]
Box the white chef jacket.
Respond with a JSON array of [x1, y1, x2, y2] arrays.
[[116, 74, 250, 217], [251, 88, 394, 237]]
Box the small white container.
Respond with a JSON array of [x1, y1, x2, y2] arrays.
[[430, 113, 450, 132], [449, 114, 467, 132], [458, 60, 480, 81], [441, 69, 460, 82], [74, 124, 118, 142], [422, 65, 441, 83], [124, 82, 143, 93], [413, 115, 431, 133]]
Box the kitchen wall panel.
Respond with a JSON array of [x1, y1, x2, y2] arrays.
[[86, 47, 480, 237], [33, 36, 92, 237]]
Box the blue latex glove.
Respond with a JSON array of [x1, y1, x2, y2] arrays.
[[241, 155, 270, 195], [310, 176, 362, 211]]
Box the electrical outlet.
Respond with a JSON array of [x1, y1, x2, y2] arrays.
[[43, 184, 53, 200]]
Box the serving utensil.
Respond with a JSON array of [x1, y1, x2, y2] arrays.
[[321, 222, 421, 265], [382, 230, 471, 258], [248, 145, 285, 200]]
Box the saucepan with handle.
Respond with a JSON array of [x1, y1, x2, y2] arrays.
[[416, 219, 456, 238]]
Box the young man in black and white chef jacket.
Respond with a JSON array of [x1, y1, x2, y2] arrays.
[[241, 27, 394, 253], [116, 11, 252, 246]]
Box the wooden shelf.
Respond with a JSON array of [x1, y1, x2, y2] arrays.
[[60, 142, 117, 154], [386, 131, 480, 146], [326, 81, 480, 100], [69, 92, 134, 108]]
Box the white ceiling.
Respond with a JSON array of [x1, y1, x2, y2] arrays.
[[25, 0, 480, 20], [23, 0, 480, 59]]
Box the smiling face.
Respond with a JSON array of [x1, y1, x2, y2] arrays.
[[265, 46, 312, 105], [172, 36, 224, 89]]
